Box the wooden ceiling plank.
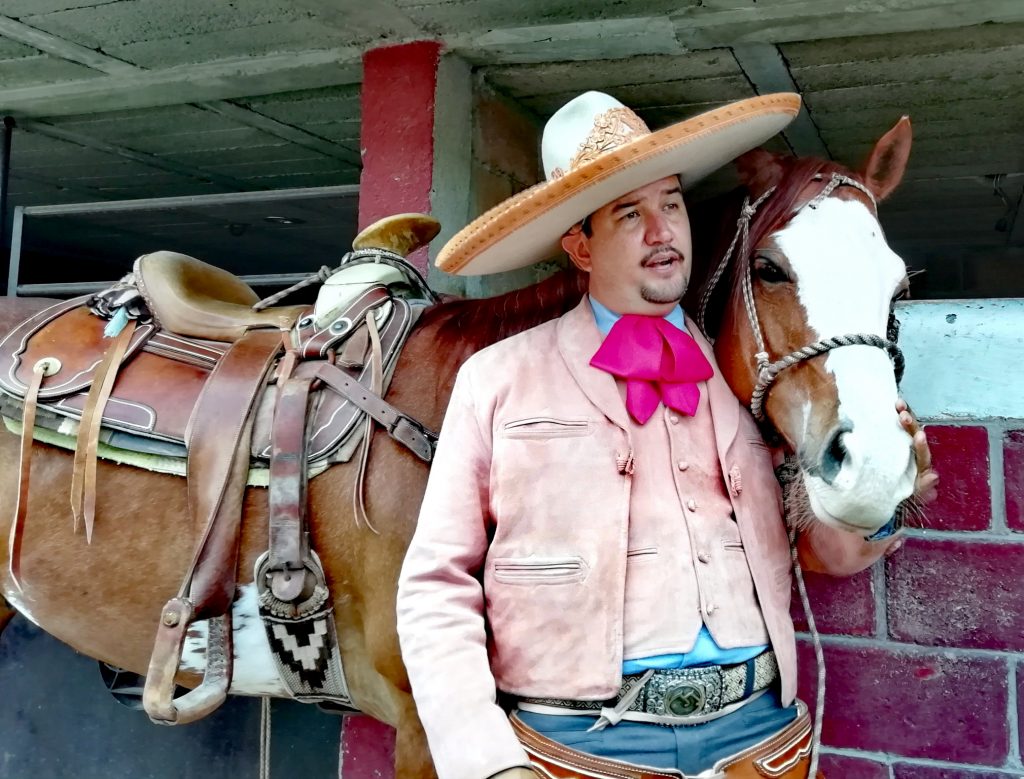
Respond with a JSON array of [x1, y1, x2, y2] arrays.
[[731, 43, 829, 158]]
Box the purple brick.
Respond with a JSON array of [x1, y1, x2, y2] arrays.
[[1004, 430, 1024, 531], [893, 765, 1012, 779], [797, 641, 1009, 764], [820, 754, 889, 779], [922, 426, 990, 531], [791, 567, 876, 636], [887, 538, 1024, 651]]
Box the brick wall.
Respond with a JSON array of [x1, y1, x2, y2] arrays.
[[795, 422, 1024, 777]]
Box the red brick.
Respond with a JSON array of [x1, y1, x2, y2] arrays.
[[1004, 430, 1024, 531], [339, 715, 395, 778], [797, 641, 1009, 764], [887, 538, 1024, 651], [790, 567, 876, 636], [921, 425, 990, 530], [819, 754, 889, 779], [893, 765, 1012, 779]]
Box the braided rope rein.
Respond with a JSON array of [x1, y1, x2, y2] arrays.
[[699, 171, 904, 775]]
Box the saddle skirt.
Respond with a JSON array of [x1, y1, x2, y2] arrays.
[[0, 275, 421, 473]]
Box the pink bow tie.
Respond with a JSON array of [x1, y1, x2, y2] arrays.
[[590, 315, 714, 424]]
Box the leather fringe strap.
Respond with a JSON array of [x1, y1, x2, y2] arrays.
[[70, 319, 137, 542], [8, 359, 57, 591]]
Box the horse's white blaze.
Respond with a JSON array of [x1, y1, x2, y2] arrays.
[[775, 197, 916, 529], [180, 583, 291, 698]]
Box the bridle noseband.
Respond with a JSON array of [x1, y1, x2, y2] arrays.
[[697, 171, 905, 422]]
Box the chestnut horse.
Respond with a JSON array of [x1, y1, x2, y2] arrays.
[[0, 119, 913, 777]]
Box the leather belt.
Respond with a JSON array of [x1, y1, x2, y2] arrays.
[[519, 650, 778, 726], [510, 699, 815, 779]]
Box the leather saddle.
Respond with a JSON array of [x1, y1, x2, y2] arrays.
[[0, 213, 442, 724]]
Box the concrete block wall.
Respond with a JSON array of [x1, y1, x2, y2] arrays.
[[462, 82, 568, 299], [794, 421, 1024, 777]]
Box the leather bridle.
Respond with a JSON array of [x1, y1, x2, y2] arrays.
[[697, 171, 905, 422]]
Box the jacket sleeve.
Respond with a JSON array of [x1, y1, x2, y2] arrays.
[[796, 519, 902, 577], [396, 364, 531, 779]]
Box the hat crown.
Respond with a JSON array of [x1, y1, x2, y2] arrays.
[[541, 91, 651, 180]]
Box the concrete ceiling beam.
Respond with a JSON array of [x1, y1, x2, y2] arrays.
[[287, 0, 426, 39], [0, 47, 363, 118], [17, 119, 256, 191], [0, 16, 137, 76], [195, 102, 361, 167], [730, 43, 829, 158], [672, 0, 1024, 49]]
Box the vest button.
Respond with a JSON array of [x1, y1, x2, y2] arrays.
[[686, 499, 697, 512], [668, 414, 680, 425], [677, 460, 689, 471], [706, 604, 717, 615], [697, 551, 710, 563]]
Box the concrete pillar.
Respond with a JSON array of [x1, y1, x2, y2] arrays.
[[358, 40, 473, 297]]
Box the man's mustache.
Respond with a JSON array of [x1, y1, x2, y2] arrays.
[[641, 246, 685, 266]]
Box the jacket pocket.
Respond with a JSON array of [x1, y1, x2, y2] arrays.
[[627, 546, 658, 559], [502, 417, 592, 439], [722, 540, 745, 552], [492, 556, 587, 584]]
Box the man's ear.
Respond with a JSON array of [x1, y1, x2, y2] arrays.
[[561, 229, 592, 273]]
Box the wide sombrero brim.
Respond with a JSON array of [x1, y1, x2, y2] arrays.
[[437, 93, 801, 276]]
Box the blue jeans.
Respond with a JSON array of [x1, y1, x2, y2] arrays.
[[516, 689, 797, 774]]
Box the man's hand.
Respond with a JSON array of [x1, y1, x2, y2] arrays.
[[488, 769, 538, 779], [897, 399, 939, 505]]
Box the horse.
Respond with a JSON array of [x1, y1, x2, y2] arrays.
[[0, 117, 914, 778]]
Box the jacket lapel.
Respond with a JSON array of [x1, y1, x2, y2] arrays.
[[688, 316, 740, 464], [557, 299, 631, 432]]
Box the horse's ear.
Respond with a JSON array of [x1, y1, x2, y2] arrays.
[[734, 148, 786, 197], [861, 116, 912, 202]]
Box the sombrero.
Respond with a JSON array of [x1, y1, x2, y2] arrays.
[[435, 90, 801, 276]]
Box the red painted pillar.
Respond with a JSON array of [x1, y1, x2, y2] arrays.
[[358, 40, 443, 273]]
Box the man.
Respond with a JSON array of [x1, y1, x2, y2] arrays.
[[397, 91, 936, 779]]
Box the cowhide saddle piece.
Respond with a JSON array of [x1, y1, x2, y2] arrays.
[[0, 213, 442, 725]]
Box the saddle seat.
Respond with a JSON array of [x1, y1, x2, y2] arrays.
[[135, 251, 308, 342]]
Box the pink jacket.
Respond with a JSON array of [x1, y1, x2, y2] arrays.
[[397, 299, 896, 779]]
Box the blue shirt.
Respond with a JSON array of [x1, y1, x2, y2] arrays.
[[588, 296, 769, 672]]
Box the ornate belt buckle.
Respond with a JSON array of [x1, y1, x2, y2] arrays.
[[646, 667, 725, 719], [664, 680, 707, 716]]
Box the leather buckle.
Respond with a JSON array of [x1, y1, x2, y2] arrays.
[[389, 414, 438, 462]]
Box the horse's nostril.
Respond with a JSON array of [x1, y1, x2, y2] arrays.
[[820, 425, 850, 484]]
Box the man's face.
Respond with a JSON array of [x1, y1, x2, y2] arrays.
[[561, 176, 693, 315]]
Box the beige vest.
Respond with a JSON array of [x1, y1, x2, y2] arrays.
[[622, 375, 770, 660]]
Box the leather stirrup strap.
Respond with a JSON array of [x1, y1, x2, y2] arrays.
[[8, 361, 48, 592], [143, 328, 281, 726], [184, 328, 283, 618], [267, 374, 315, 601], [70, 319, 138, 542]]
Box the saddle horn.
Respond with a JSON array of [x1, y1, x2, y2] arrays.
[[352, 213, 441, 257]]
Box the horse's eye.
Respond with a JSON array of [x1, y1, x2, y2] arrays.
[[753, 255, 790, 284]]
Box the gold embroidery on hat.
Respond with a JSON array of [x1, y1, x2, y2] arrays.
[[569, 108, 650, 171]]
